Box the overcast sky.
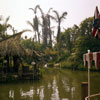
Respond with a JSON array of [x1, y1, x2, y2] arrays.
[[0, 0, 100, 37]]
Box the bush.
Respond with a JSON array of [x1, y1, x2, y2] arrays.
[[39, 68, 45, 77], [61, 54, 83, 70]]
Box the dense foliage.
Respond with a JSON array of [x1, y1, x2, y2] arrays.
[[0, 5, 100, 72]]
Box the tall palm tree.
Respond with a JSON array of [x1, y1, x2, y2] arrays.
[[34, 15, 40, 43], [46, 8, 53, 47], [36, 5, 54, 47], [53, 11, 67, 43], [28, 6, 40, 43], [36, 5, 48, 46]]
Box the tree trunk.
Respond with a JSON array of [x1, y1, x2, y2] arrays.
[[49, 30, 52, 48], [38, 32, 40, 44], [57, 25, 61, 43]]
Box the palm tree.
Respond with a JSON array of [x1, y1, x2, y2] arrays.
[[0, 16, 12, 39], [29, 6, 40, 43], [36, 5, 48, 46], [46, 8, 53, 47], [53, 10, 67, 43], [36, 5, 54, 47], [27, 20, 37, 41]]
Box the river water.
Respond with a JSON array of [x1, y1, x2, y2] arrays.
[[0, 69, 100, 100]]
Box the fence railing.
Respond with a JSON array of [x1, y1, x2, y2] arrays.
[[85, 93, 100, 100]]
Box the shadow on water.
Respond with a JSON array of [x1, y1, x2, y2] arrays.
[[0, 69, 100, 100]]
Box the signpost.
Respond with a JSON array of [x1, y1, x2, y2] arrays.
[[87, 50, 90, 100]]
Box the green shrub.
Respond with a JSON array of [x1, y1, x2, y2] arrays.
[[40, 68, 45, 77]]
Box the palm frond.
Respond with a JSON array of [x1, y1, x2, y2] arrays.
[[49, 15, 57, 21], [0, 30, 31, 56], [53, 10, 60, 20], [5, 16, 10, 24], [47, 8, 53, 14], [60, 12, 67, 22], [29, 8, 37, 14], [29, 8, 34, 10], [36, 5, 44, 16], [60, 12, 67, 19], [27, 21, 34, 28]]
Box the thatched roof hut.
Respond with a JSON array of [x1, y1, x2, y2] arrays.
[[0, 30, 32, 57]]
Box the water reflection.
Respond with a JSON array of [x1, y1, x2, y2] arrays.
[[48, 83, 51, 89], [9, 90, 14, 99], [0, 69, 100, 100], [51, 76, 60, 100], [62, 79, 75, 99], [20, 88, 34, 98], [39, 86, 44, 100], [20, 86, 45, 100]]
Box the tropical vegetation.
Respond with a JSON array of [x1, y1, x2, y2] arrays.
[[0, 5, 100, 82]]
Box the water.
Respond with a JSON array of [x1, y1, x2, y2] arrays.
[[0, 69, 100, 100]]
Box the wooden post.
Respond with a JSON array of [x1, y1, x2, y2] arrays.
[[88, 50, 91, 100], [81, 82, 88, 100]]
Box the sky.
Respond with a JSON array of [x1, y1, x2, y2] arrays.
[[0, 0, 100, 37]]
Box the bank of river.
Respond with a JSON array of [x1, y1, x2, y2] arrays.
[[0, 69, 100, 100]]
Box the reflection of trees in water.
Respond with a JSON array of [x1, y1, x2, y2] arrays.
[[57, 70, 85, 100], [0, 70, 80, 100], [1, 70, 100, 100], [0, 84, 22, 100], [55, 70, 75, 100], [51, 76, 60, 100], [20, 87, 34, 99], [9, 90, 14, 99], [56, 74, 68, 99]]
